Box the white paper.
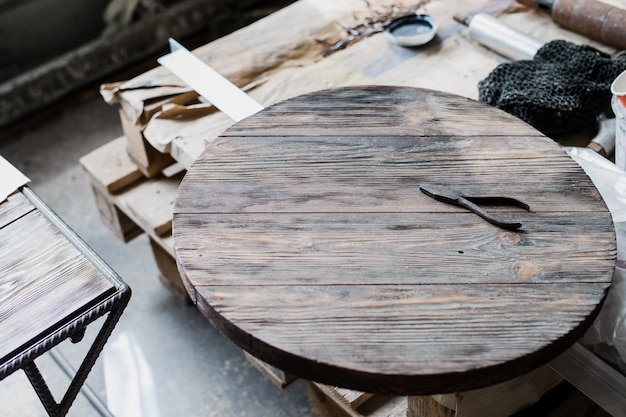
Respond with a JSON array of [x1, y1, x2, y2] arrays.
[[157, 38, 264, 122], [0, 155, 30, 202]]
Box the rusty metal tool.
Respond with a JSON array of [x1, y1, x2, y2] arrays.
[[516, 0, 626, 50], [420, 184, 530, 230]]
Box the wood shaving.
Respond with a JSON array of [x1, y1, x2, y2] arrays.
[[318, 0, 432, 57]]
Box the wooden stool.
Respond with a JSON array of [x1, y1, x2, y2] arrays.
[[0, 186, 131, 417]]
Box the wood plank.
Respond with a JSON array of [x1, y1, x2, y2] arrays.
[[408, 396, 455, 417], [549, 343, 626, 417], [0, 191, 34, 229], [177, 120, 605, 216], [220, 87, 542, 138], [315, 384, 374, 411], [308, 382, 407, 417], [148, 237, 191, 303], [193, 282, 606, 395], [119, 173, 183, 236], [0, 209, 115, 361], [79, 136, 144, 194], [90, 185, 143, 242], [243, 352, 296, 389], [175, 211, 615, 287], [80, 139, 178, 250]]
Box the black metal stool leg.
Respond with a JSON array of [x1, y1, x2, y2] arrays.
[[23, 361, 61, 417], [21, 301, 126, 417], [49, 350, 116, 417]]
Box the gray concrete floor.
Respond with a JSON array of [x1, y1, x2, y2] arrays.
[[0, 83, 313, 416]]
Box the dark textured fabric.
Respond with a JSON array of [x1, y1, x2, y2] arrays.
[[478, 40, 626, 138]]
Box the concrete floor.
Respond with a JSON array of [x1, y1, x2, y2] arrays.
[[0, 82, 313, 416]]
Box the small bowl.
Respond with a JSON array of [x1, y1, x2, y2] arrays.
[[384, 13, 438, 47]]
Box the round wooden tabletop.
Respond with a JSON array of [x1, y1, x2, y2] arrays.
[[173, 86, 615, 395]]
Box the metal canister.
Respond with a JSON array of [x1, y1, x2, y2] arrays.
[[611, 70, 626, 170], [454, 13, 544, 61]]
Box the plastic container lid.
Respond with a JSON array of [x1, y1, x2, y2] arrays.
[[384, 14, 438, 47]]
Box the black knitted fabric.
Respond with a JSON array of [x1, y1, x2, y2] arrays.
[[478, 40, 626, 138]]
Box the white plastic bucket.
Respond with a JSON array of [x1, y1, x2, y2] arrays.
[[612, 71, 626, 171]]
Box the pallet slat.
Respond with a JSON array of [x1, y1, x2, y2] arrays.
[[243, 352, 296, 389], [308, 383, 406, 417], [79, 136, 143, 194]]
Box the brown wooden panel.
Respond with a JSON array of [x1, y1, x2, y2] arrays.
[[177, 134, 605, 215], [175, 212, 615, 287], [173, 87, 615, 396]]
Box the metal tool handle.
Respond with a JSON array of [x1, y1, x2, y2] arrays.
[[466, 196, 530, 211], [517, 0, 626, 50], [457, 196, 523, 230]]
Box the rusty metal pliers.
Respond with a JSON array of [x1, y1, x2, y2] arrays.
[[419, 184, 530, 230]]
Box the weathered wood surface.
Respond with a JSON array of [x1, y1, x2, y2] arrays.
[[0, 192, 115, 362], [321, 386, 374, 410], [173, 86, 616, 395], [90, 184, 143, 242]]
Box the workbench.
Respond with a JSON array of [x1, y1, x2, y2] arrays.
[[82, 0, 626, 415]]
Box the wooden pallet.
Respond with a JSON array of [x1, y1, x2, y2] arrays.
[[80, 136, 299, 389], [308, 383, 406, 417]]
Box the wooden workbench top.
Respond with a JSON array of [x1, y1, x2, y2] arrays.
[[174, 86, 615, 396]]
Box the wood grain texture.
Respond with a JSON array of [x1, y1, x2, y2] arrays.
[[0, 192, 34, 229], [0, 197, 115, 362], [120, 173, 183, 236], [173, 87, 616, 395]]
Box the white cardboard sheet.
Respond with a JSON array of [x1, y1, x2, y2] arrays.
[[0, 155, 30, 202]]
